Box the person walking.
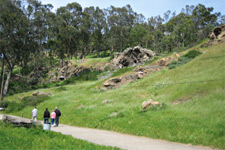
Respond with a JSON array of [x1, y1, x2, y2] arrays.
[[43, 108, 50, 124], [50, 110, 56, 125], [55, 107, 61, 127], [32, 107, 38, 121]]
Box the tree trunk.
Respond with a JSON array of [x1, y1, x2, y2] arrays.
[[97, 50, 99, 58], [3, 66, 13, 97], [110, 46, 114, 56], [0, 58, 5, 100]]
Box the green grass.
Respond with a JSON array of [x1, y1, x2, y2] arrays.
[[0, 122, 119, 150], [71, 57, 110, 68], [3, 42, 225, 149]]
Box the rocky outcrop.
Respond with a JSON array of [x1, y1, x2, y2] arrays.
[[47, 61, 90, 82], [111, 46, 155, 68], [27, 67, 49, 85], [202, 24, 225, 47], [103, 64, 164, 89], [209, 24, 225, 40], [142, 99, 160, 109]]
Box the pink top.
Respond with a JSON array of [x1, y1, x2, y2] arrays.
[[51, 112, 56, 119]]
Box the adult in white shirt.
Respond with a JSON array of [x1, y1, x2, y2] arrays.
[[32, 107, 38, 121]]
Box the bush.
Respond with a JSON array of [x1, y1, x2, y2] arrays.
[[168, 50, 202, 69], [168, 60, 178, 69], [5, 95, 49, 113], [0, 100, 9, 108], [184, 50, 202, 59]]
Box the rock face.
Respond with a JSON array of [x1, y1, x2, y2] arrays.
[[142, 99, 160, 109], [111, 46, 155, 68], [209, 24, 225, 40], [47, 61, 90, 83], [202, 24, 225, 47]]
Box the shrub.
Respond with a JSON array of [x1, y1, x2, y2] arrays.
[[168, 50, 202, 69], [0, 100, 9, 108], [184, 50, 202, 59], [168, 60, 178, 69], [5, 95, 49, 113]]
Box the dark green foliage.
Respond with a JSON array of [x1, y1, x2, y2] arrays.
[[8, 81, 27, 96], [21, 67, 33, 76], [168, 50, 202, 69], [88, 51, 111, 58], [5, 95, 49, 113], [0, 100, 9, 108], [183, 50, 202, 59]]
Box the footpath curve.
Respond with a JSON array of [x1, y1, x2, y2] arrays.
[[0, 114, 213, 150], [51, 124, 213, 150]]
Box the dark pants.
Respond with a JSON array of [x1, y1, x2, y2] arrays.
[[51, 119, 55, 125], [44, 118, 49, 124], [55, 116, 59, 126]]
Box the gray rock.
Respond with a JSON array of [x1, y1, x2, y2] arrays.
[[111, 46, 155, 68], [102, 100, 114, 104]]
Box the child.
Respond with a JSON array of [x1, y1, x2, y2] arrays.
[[32, 107, 38, 121], [50, 110, 56, 125]]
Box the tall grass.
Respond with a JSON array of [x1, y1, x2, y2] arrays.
[[0, 122, 120, 150]]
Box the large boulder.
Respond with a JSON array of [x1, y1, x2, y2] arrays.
[[103, 77, 122, 88], [111, 46, 155, 68]]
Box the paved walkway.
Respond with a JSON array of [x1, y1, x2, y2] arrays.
[[0, 114, 213, 150], [51, 124, 212, 150]]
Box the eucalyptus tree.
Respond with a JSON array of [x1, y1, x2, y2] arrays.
[[192, 4, 220, 38], [55, 2, 82, 65], [130, 24, 148, 47], [0, 0, 33, 97], [107, 5, 137, 52], [92, 7, 106, 57], [21, 0, 54, 69]]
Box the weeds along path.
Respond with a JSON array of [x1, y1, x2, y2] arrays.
[[0, 114, 213, 150], [51, 124, 213, 150]]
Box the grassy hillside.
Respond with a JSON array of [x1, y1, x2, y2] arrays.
[[0, 122, 119, 150], [3, 42, 225, 149]]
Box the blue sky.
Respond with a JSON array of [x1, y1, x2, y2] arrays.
[[41, 0, 224, 19]]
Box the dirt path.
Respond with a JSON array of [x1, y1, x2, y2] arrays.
[[0, 114, 213, 150]]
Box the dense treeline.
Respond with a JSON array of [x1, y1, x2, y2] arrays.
[[0, 0, 224, 97]]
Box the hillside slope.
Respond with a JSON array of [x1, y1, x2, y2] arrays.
[[5, 42, 225, 149]]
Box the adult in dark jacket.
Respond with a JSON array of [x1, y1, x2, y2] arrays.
[[55, 107, 61, 127], [43, 108, 50, 123]]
